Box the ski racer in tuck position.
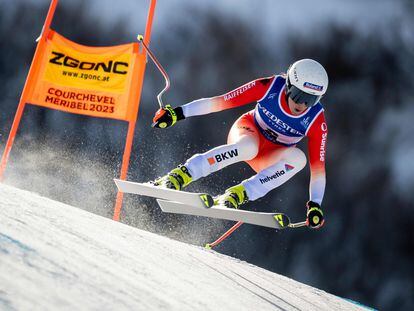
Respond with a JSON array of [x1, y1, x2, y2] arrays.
[[152, 59, 328, 229]]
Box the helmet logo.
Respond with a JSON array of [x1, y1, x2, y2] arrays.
[[293, 68, 299, 82], [303, 82, 323, 92]]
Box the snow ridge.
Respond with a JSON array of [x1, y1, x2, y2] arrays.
[[0, 184, 369, 310]]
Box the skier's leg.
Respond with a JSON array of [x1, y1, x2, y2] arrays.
[[242, 147, 307, 201], [155, 113, 259, 190], [184, 113, 260, 180], [216, 145, 306, 208]]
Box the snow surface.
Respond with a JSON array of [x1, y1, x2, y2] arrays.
[[0, 183, 368, 310]]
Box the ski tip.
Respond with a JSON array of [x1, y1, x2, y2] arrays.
[[204, 243, 212, 250], [113, 179, 122, 190], [199, 194, 214, 208]]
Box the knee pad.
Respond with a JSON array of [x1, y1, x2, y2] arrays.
[[282, 148, 307, 172], [233, 136, 259, 161]]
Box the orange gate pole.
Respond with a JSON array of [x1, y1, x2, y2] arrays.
[[113, 0, 157, 221], [0, 0, 59, 181]]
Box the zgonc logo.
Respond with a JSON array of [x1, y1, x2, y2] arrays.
[[49, 51, 129, 75]]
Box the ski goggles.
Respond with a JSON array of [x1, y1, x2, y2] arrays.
[[286, 78, 321, 108]]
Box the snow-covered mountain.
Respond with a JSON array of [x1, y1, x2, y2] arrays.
[[0, 183, 371, 310]]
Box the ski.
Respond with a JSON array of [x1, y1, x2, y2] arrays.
[[156, 199, 306, 229], [114, 179, 214, 208]]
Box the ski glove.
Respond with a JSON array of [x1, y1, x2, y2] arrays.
[[306, 201, 325, 229], [152, 105, 185, 129]]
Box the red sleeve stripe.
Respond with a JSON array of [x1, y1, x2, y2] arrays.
[[257, 76, 277, 102], [305, 108, 324, 136]]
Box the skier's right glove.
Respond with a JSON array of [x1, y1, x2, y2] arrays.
[[306, 201, 325, 229], [152, 105, 185, 129]]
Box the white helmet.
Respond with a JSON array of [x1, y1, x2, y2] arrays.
[[286, 59, 329, 107]]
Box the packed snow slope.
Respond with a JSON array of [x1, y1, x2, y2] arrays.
[[0, 183, 369, 311]]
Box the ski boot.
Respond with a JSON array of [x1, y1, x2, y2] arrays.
[[153, 165, 193, 190], [215, 184, 249, 209]]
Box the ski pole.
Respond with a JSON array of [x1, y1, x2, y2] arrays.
[[205, 221, 243, 249], [137, 34, 170, 109], [204, 219, 308, 249], [289, 221, 307, 228]]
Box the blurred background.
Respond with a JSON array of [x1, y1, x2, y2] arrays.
[[1, 0, 413, 309]]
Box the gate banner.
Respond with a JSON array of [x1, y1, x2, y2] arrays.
[[23, 30, 144, 121]]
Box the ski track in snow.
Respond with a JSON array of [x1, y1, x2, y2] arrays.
[[0, 183, 370, 311]]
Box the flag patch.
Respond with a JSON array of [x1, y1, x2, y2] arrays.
[[207, 157, 216, 165], [285, 164, 295, 172], [303, 82, 323, 92]]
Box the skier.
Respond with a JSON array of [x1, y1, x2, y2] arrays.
[[152, 59, 328, 229]]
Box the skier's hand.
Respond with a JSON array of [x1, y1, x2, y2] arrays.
[[306, 201, 325, 229], [152, 105, 185, 129]]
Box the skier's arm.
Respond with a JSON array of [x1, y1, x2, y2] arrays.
[[306, 112, 328, 206], [181, 76, 275, 118]]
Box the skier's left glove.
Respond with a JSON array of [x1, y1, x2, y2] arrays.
[[152, 105, 185, 129], [306, 201, 325, 229]]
